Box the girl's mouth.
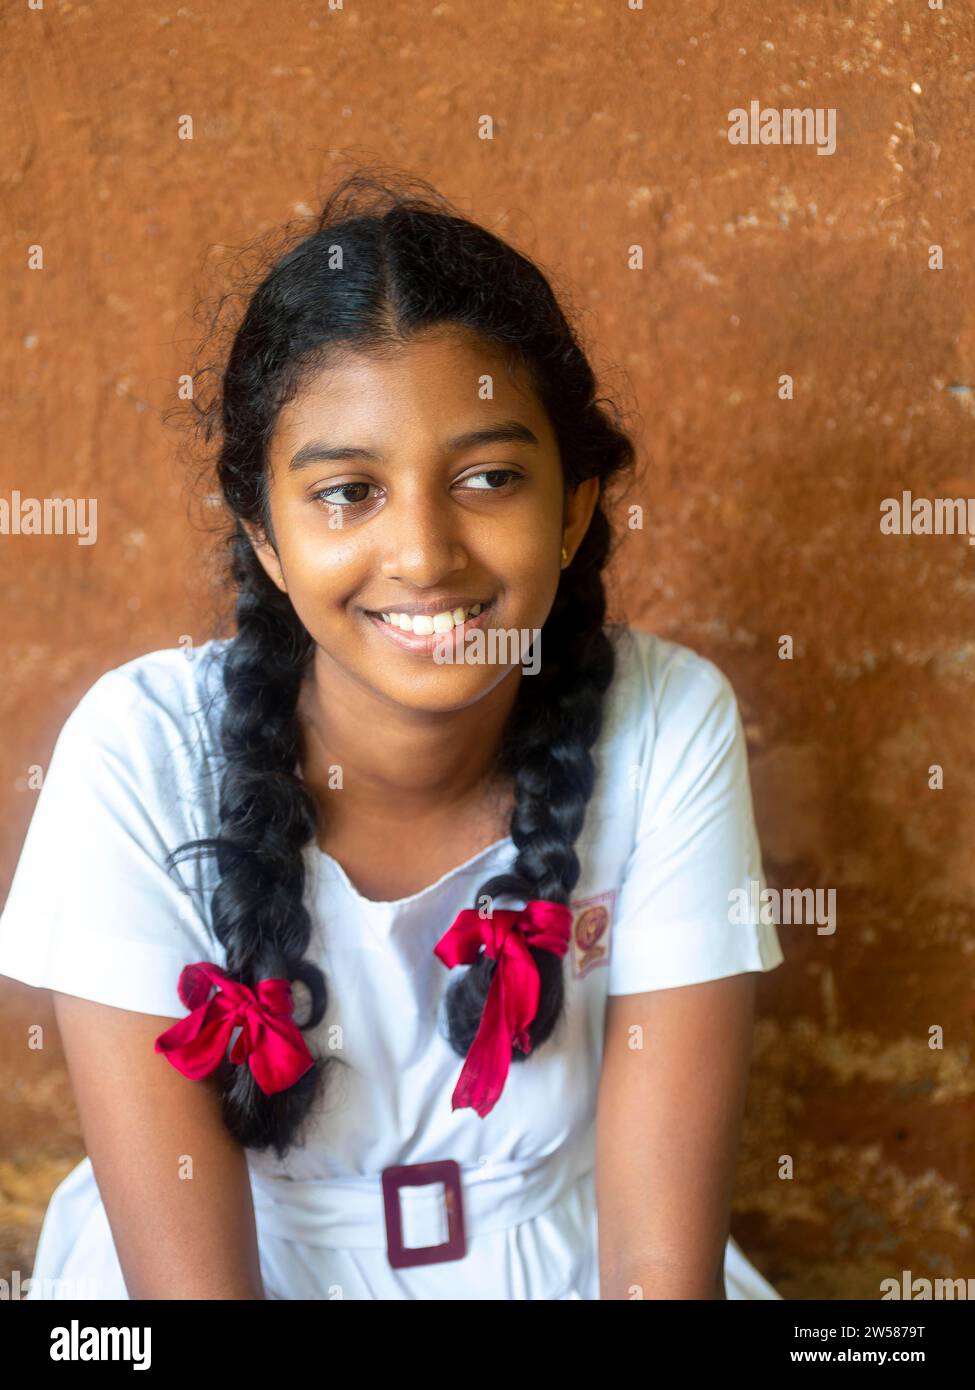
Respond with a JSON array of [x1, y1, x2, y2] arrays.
[[361, 599, 496, 655]]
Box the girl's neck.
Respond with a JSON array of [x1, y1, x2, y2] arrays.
[[295, 646, 521, 832]]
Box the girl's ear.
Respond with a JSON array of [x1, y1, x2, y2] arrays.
[[241, 520, 288, 595], [563, 476, 601, 561]]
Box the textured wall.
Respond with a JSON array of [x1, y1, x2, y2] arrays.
[[2, 1, 973, 1300]]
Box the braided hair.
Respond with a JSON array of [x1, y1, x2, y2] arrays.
[[166, 168, 636, 1160]]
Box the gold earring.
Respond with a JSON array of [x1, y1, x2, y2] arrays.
[[561, 545, 568, 564]]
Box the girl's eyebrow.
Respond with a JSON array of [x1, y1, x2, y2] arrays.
[[287, 419, 540, 473]]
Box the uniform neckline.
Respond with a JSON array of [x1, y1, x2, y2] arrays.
[[315, 835, 515, 911]]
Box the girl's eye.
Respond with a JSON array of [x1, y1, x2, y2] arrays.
[[311, 469, 523, 509], [311, 482, 376, 508], [461, 469, 524, 491]]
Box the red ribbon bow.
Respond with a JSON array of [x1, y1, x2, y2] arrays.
[[433, 899, 573, 1118], [154, 962, 315, 1097]]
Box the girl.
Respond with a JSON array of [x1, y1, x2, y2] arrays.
[[0, 171, 784, 1300]]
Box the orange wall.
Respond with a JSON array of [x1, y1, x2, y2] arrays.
[[2, 1, 973, 1300]]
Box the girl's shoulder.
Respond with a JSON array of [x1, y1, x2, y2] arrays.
[[604, 622, 745, 757], [60, 638, 231, 774], [0, 640, 234, 1015], [72, 637, 230, 727], [39, 639, 234, 851], [595, 626, 782, 995]]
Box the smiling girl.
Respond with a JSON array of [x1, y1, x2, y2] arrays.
[[0, 171, 784, 1300]]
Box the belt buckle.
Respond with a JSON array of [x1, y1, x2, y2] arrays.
[[381, 1159, 467, 1269]]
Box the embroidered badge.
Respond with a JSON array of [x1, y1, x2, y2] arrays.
[[569, 889, 616, 978]]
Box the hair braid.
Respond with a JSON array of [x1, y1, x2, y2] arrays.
[[441, 511, 617, 1059], [167, 528, 331, 1159]]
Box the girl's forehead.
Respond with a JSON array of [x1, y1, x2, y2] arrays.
[[294, 326, 520, 393], [271, 337, 548, 449]]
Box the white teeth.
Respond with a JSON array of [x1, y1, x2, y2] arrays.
[[379, 602, 485, 633]]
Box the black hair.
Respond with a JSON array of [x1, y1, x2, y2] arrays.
[[165, 166, 637, 1160]]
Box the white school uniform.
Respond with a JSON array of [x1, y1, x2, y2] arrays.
[[0, 624, 784, 1301]]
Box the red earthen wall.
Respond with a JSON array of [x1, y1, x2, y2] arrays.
[[1, 1, 972, 1299]]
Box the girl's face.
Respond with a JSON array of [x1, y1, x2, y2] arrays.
[[245, 324, 598, 714]]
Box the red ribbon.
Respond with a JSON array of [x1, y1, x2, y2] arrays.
[[433, 899, 573, 1118], [154, 962, 315, 1097]]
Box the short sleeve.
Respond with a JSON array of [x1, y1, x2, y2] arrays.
[[607, 645, 784, 995], [0, 665, 226, 1017]]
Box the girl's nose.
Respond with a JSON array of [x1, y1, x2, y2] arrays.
[[379, 501, 469, 583]]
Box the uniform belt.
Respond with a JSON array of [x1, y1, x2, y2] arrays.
[[248, 1142, 595, 1267]]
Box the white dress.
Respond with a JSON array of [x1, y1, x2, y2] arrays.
[[0, 624, 785, 1300]]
